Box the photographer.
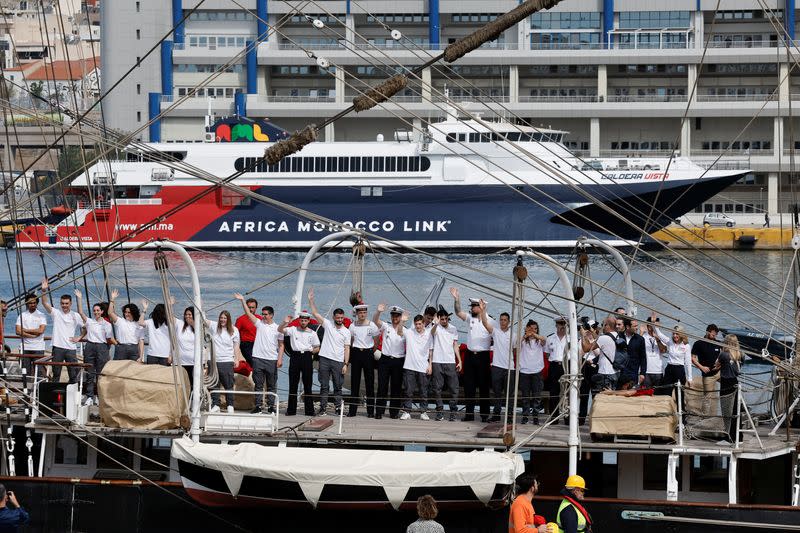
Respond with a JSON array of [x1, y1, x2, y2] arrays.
[[0, 484, 29, 532]]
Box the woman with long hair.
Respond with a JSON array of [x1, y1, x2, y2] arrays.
[[175, 307, 198, 390], [140, 301, 172, 365], [653, 321, 692, 397], [108, 289, 144, 361], [206, 310, 241, 413], [716, 334, 742, 442], [73, 291, 113, 406], [519, 320, 546, 425]]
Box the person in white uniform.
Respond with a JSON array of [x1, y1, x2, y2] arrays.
[[308, 288, 351, 416], [278, 310, 321, 416], [400, 315, 436, 420], [41, 278, 84, 383], [479, 300, 515, 423], [235, 293, 284, 414], [74, 290, 113, 405], [430, 308, 461, 421], [348, 304, 380, 417], [15, 293, 47, 375], [108, 289, 144, 362], [373, 304, 408, 419], [545, 317, 569, 421], [450, 287, 492, 422]]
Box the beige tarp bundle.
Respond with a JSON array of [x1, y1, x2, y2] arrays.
[[589, 391, 678, 441], [98, 360, 190, 430], [218, 374, 256, 410]]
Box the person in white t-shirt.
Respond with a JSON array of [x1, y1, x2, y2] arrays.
[[479, 301, 515, 423], [372, 304, 408, 419], [41, 278, 84, 384], [399, 315, 436, 420], [174, 306, 200, 390], [308, 288, 351, 416], [519, 320, 546, 424], [582, 316, 619, 393], [278, 310, 321, 416], [139, 300, 172, 366], [450, 287, 492, 422], [108, 289, 144, 362], [205, 310, 241, 413], [347, 304, 380, 417], [430, 308, 461, 421], [15, 293, 47, 375], [74, 290, 113, 405], [235, 293, 284, 414]]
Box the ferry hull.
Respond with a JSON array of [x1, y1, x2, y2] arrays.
[[15, 175, 744, 250]]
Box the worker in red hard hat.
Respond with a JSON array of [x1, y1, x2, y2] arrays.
[[556, 475, 593, 533]]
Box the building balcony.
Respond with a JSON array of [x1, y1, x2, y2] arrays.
[[696, 94, 775, 102]]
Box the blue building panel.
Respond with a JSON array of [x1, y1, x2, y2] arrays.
[[172, 0, 185, 44], [148, 92, 161, 142], [161, 40, 173, 95]]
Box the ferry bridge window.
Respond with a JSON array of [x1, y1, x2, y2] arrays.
[[339, 157, 349, 172], [327, 157, 337, 172], [374, 157, 384, 172], [689, 456, 728, 493], [314, 157, 325, 172], [350, 156, 360, 171], [362, 157, 373, 172], [291, 157, 302, 172]]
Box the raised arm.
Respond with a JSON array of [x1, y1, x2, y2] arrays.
[[234, 293, 258, 325], [73, 289, 88, 323], [108, 289, 120, 323], [139, 299, 148, 326], [450, 287, 467, 321], [478, 300, 494, 333], [277, 315, 292, 334], [40, 278, 53, 314], [372, 303, 386, 329], [307, 288, 325, 324]]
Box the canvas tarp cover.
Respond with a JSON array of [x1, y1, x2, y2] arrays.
[[589, 392, 678, 440], [99, 360, 189, 429], [171, 436, 524, 508]]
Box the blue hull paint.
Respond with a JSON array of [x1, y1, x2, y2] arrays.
[[190, 176, 743, 246]]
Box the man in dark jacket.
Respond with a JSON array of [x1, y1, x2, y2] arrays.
[[557, 475, 592, 533], [0, 484, 29, 532], [618, 317, 646, 389]]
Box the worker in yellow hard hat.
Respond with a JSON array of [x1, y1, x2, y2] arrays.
[[556, 475, 593, 533]]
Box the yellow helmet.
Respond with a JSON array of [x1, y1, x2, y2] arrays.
[[546, 522, 559, 533], [565, 475, 587, 490]]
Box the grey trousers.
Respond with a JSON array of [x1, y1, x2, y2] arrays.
[[252, 358, 278, 411], [644, 373, 662, 388], [318, 356, 344, 410], [491, 366, 511, 415], [431, 363, 459, 412], [212, 361, 235, 407], [519, 372, 544, 414], [115, 344, 140, 361], [51, 346, 78, 384], [84, 342, 110, 398], [403, 369, 429, 411]]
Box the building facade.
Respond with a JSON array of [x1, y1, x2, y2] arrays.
[[100, 0, 800, 217]]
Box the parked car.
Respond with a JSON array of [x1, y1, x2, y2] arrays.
[[703, 213, 736, 227]]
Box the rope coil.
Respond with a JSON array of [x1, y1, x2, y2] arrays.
[[263, 125, 318, 166], [443, 0, 563, 63], [352, 74, 408, 112]]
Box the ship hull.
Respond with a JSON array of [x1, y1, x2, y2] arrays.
[[15, 174, 745, 250]]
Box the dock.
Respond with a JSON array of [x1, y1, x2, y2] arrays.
[[652, 225, 796, 249]]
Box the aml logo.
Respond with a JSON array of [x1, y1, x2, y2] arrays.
[[214, 123, 270, 142]]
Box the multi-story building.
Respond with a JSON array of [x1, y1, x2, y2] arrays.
[[100, 1, 800, 217]]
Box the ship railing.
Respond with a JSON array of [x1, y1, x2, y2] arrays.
[[694, 149, 772, 156], [114, 198, 163, 206], [202, 391, 279, 434], [518, 95, 599, 103], [705, 34, 782, 48], [77, 200, 112, 210], [606, 95, 689, 103], [258, 95, 337, 103], [695, 159, 751, 170]]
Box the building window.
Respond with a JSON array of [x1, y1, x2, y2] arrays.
[[366, 14, 429, 24], [136, 84, 141, 95], [187, 11, 255, 22], [619, 11, 691, 29], [136, 111, 141, 122], [530, 11, 600, 29], [452, 13, 500, 23], [135, 2, 140, 13], [136, 29, 141, 40]]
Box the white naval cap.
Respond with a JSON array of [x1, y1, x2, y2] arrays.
[[353, 304, 369, 311], [468, 298, 481, 306], [298, 311, 312, 319], [389, 306, 404, 315]]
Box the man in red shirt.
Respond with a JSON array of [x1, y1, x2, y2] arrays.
[[235, 297, 261, 366]]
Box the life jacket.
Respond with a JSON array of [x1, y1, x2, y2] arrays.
[[556, 492, 592, 533]]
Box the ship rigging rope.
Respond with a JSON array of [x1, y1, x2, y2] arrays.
[[288, 0, 785, 301], [231, 5, 799, 333], [1, 17, 792, 344]]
